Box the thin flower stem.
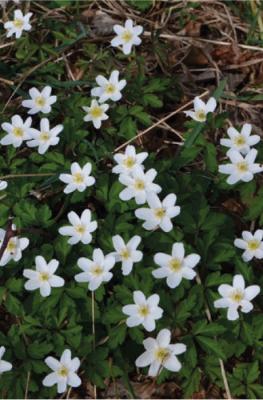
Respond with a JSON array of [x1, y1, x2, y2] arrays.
[[91, 291, 97, 399], [196, 273, 232, 399], [0, 173, 55, 180], [24, 371, 30, 400]]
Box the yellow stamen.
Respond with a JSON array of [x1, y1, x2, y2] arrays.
[[39, 132, 50, 142], [105, 83, 116, 94], [121, 30, 133, 43], [169, 258, 182, 272], [75, 225, 85, 234], [7, 240, 16, 253], [236, 162, 248, 172], [154, 208, 165, 219], [13, 19, 24, 29], [234, 136, 246, 147], [231, 290, 244, 303], [155, 347, 169, 362], [138, 304, 150, 317], [123, 157, 136, 168], [58, 366, 69, 377], [120, 248, 130, 260], [39, 272, 50, 282], [247, 240, 260, 251], [13, 127, 24, 137], [91, 265, 103, 276], [73, 173, 84, 184], [90, 106, 103, 119], [35, 97, 46, 107], [195, 109, 206, 122], [134, 179, 145, 190]]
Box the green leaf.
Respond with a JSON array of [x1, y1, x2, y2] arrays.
[[196, 336, 225, 359]]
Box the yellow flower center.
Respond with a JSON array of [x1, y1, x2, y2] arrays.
[[195, 109, 206, 121], [13, 127, 24, 137], [39, 272, 50, 282], [134, 179, 145, 190], [247, 240, 260, 251], [236, 162, 248, 173], [121, 30, 133, 43], [73, 173, 84, 184], [7, 239, 16, 253], [105, 83, 116, 94], [169, 258, 182, 272], [120, 248, 130, 260], [75, 224, 85, 234], [123, 156, 136, 168], [138, 304, 150, 317], [234, 136, 246, 147], [155, 347, 169, 362], [13, 19, 24, 29], [90, 106, 103, 119], [39, 132, 50, 142], [58, 366, 69, 377], [154, 208, 165, 219], [35, 96, 46, 107], [91, 265, 103, 276], [231, 290, 244, 303]]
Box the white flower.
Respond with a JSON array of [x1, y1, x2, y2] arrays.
[[0, 346, 12, 374], [135, 192, 180, 232], [1, 115, 34, 148], [91, 70, 127, 103], [184, 96, 217, 122], [82, 100, 109, 129], [4, 9, 32, 39], [0, 225, 29, 267], [59, 162, 95, 194], [43, 349, 81, 394], [153, 242, 200, 289], [119, 166, 161, 205], [23, 256, 65, 297], [0, 180, 8, 191], [122, 291, 163, 332], [26, 118, 63, 154], [22, 86, 57, 115], [219, 148, 262, 185], [110, 235, 143, 275], [234, 230, 263, 262], [214, 274, 260, 321], [111, 19, 143, 55], [135, 328, 186, 377], [59, 209, 97, 245], [112, 145, 148, 175], [220, 124, 260, 155], [75, 248, 115, 291]]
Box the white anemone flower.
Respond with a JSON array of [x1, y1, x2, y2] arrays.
[[110, 235, 143, 275], [0, 180, 8, 191], [119, 166, 161, 205], [75, 249, 115, 291], [153, 242, 200, 289], [184, 96, 217, 122], [0, 225, 29, 267], [0, 347, 12, 374], [59, 162, 95, 194], [135, 329, 186, 376], [111, 19, 143, 55], [214, 274, 260, 321], [82, 100, 109, 129], [26, 118, 63, 154], [122, 291, 163, 332], [112, 145, 148, 175], [220, 124, 260, 155], [59, 210, 97, 245], [23, 256, 64, 297], [4, 9, 32, 39], [135, 192, 180, 232], [234, 230, 263, 262], [219, 148, 262, 185], [91, 70, 127, 103], [43, 349, 81, 394], [22, 86, 57, 115], [1, 115, 34, 148]]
